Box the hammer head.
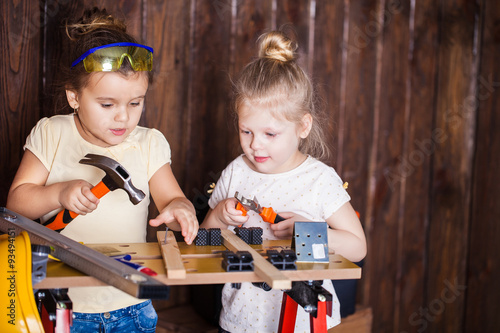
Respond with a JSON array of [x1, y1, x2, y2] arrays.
[[79, 154, 146, 205]]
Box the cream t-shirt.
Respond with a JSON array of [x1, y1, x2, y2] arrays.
[[24, 114, 171, 312]]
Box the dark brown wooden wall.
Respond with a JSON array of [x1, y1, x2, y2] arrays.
[[1, 1, 499, 332]]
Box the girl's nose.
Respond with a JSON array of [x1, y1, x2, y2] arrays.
[[250, 136, 263, 150], [114, 107, 129, 122]]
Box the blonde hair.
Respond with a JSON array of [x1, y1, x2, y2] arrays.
[[234, 30, 329, 160]]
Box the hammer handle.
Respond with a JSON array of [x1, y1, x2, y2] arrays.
[[43, 181, 111, 232]]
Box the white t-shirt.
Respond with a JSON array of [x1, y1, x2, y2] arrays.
[[208, 155, 350, 332], [24, 114, 171, 312]]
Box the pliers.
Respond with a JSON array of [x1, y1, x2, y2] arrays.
[[234, 191, 286, 224]]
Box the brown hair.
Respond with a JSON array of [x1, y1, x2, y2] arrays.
[[55, 7, 152, 113], [234, 30, 329, 160]]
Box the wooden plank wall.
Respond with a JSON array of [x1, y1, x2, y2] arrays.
[[1, 1, 499, 332]]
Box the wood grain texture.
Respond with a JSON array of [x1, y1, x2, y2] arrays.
[[365, 1, 412, 331], [145, 0, 190, 186], [340, 3, 378, 300], [183, 0, 233, 195], [1, 0, 499, 331], [427, 0, 479, 332], [312, 0, 345, 170], [343, 0, 382, 314], [0, 1, 41, 206], [157, 230, 187, 279], [395, 0, 439, 331], [465, 0, 500, 331]]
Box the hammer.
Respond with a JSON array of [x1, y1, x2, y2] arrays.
[[43, 154, 146, 232]]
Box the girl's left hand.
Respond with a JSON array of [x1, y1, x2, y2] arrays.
[[149, 198, 199, 245], [269, 212, 311, 239]]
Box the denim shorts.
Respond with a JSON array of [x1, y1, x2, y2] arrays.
[[70, 300, 157, 332]]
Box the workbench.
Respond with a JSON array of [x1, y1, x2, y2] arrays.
[[1, 209, 363, 332], [34, 230, 361, 290]]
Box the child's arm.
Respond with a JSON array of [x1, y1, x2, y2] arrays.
[[148, 163, 199, 244], [6, 150, 99, 220], [270, 202, 366, 262], [200, 198, 249, 229], [325, 202, 366, 262]]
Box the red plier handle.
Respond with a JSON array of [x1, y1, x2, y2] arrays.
[[259, 207, 286, 224], [235, 201, 248, 216], [234, 192, 285, 224]]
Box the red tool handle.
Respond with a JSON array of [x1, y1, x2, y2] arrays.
[[235, 202, 248, 216], [43, 181, 110, 232], [260, 207, 285, 224], [236, 203, 285, 225], [235, 202, 248, 227]]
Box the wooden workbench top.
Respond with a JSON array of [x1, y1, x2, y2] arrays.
[[34, 233, 361, 289]]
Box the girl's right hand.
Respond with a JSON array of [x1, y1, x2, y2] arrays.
[[217, 198, 249, 227], [58, 180, 100, 215]]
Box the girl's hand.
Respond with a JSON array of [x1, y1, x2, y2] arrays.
[[200, 198, 249, 230], [58, 180, 99, 215], [149, 198, 199, 245], [218, 198, 249, 227], [269, 212, 312, 239]]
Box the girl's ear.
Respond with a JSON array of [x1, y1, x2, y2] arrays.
[[65, 89, 79, 109], [299, 113, 313, 139]]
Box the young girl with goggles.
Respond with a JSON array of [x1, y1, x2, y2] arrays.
[[7, 7, 198, 332]]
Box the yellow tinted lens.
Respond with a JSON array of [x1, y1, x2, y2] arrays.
[[127, 46, 153, 71], [92, 47, 130, 71], [131, 47, 153, 71], [82, 46, 152, 72], [83, 53, 120, 72]]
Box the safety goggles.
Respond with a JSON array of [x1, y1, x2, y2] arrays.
[[71, 42, 153, 72]]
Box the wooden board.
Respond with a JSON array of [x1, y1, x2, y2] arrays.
[[221, 229, 291, 289], [157, 230, 186, 279], [34, 234, 361, 289]]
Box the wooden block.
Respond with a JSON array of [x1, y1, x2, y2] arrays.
[[157, 231, 186, 279], [221, 229, 291, 290]]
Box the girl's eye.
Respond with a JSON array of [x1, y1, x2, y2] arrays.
[[266, 132, 277, 137], [130, 102, 141, 107], [240, 130, 251, 135], [101, 104, 113, 108]]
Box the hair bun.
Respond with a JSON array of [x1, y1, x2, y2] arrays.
[[66, 7, 127, 41], [257, 31, 297, 63]]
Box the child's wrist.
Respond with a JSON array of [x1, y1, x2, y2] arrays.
[[218, 216, 230, 228]]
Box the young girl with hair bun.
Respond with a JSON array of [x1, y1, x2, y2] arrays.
[[201, 30, 367, 332], [7, 7, 198, 332]]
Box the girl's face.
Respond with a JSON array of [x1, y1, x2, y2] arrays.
[[66, 71, 148, 148], [238, 102, 312, 174]]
